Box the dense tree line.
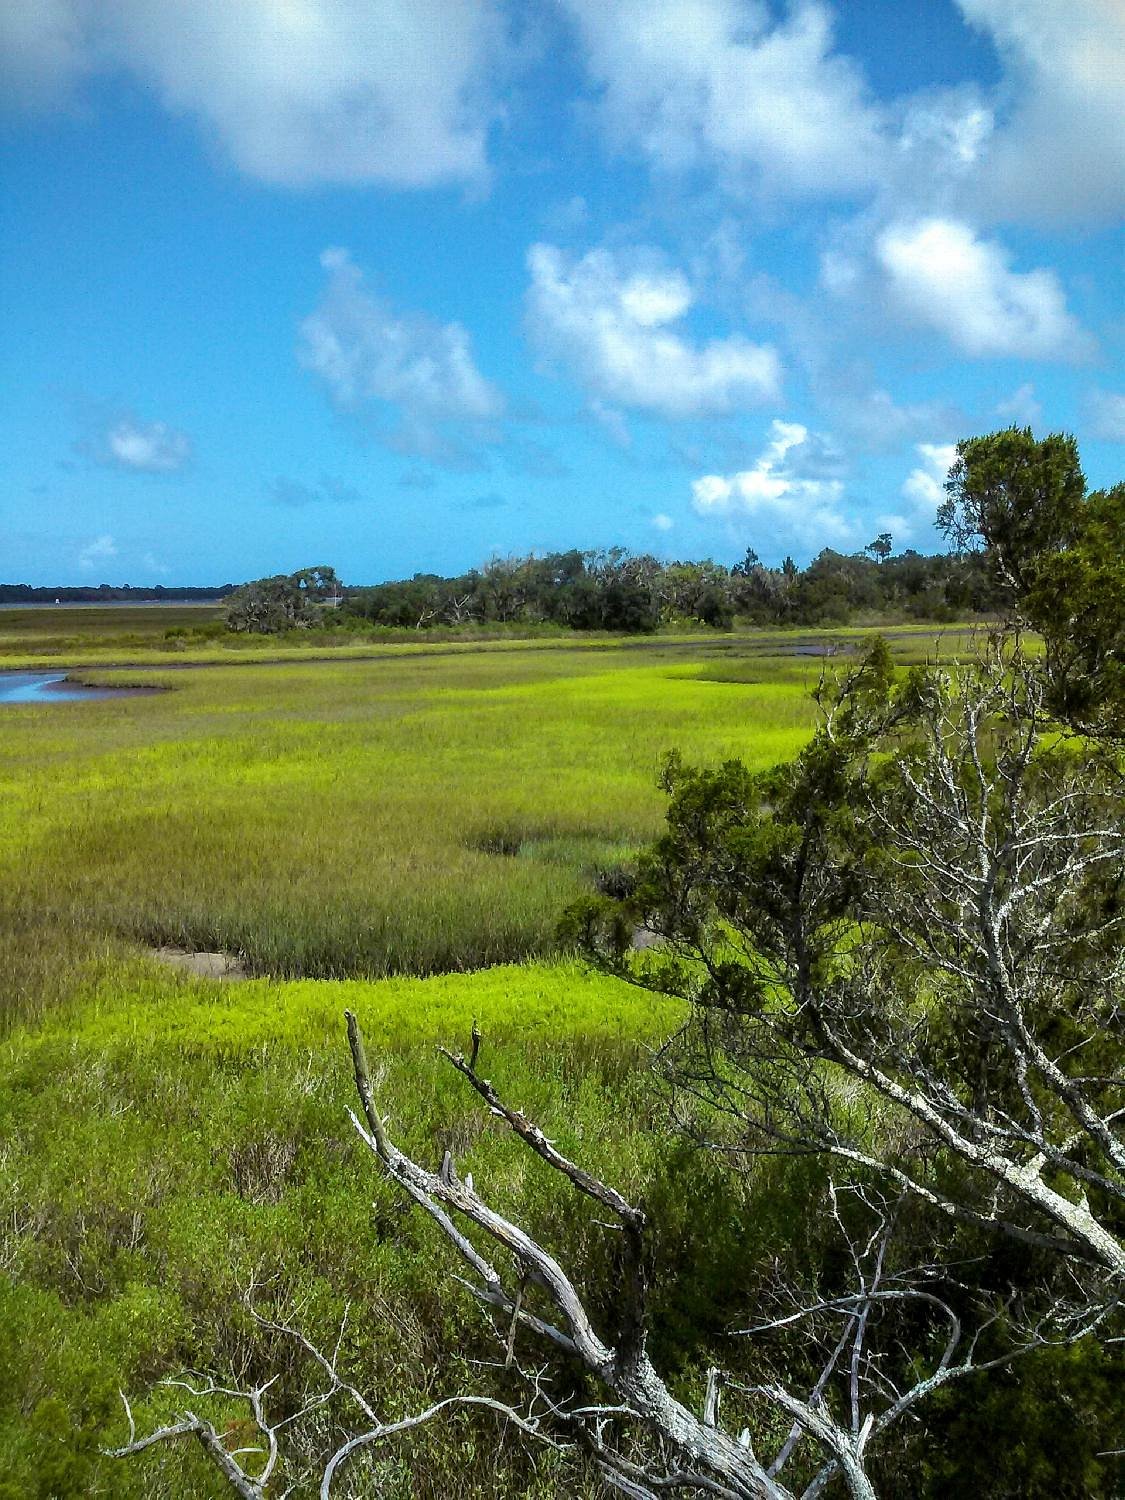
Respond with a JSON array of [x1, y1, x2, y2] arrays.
[[329, 541, 997, 636], [0, 583, 234, 603]]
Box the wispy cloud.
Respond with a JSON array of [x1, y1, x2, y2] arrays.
[[956, 0, 1125, 225], [996, 382, 1042, 427], [100, 416, 193, 473], [561, 0, 1125, 229], [1086, 389, 1125, 444], [0, 0, 505, 189], [78, 533, 117, 571], [300, 247, 504, 466], [890, 442, 959, 536], [269, 474, 362, 508], [0, 0, 90, 108]]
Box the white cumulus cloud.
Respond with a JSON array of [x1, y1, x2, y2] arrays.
[[956, 0, 1125, 225], [561, 0, 886, 197], [691, 419, 852, 548], [558, 0, 1125, 226], [899, 442, 958, 523], [0, 0, 503, 188], [103, 416, 193, 473], [299, 247, 504, 464], [875, 218, 1091, 360], [526, 243, 780, 418]]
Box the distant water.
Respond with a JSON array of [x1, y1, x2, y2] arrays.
[[0, 672, 149, 704]]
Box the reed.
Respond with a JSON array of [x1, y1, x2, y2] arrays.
[[0, 624, 994, 1496]]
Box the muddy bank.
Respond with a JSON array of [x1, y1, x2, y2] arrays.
[[149, 946, 249, 980]]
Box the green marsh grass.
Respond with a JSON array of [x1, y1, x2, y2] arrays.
[[0, 625, 975, 1496], [0, 603, 716, 670], [0, 961, 686, 1497], [1, 641, 825, 1026]]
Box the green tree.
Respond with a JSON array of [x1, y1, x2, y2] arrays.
[[225, 565, 341, 633], [1018, 481, 1125, 735], [939, 429, 1123, 734], [938, 427, 1086, 596]]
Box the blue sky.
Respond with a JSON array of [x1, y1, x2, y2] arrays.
[[1, 0, 1122, 585]]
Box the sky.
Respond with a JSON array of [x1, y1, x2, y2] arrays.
[[1, 0, 1122, 586]]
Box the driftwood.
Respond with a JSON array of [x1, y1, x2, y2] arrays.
[[109, 1010, 1099, 1498], [110, 647, 1123, 1496]]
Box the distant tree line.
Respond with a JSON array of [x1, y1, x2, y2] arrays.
[[335, 541, 997, 635], [0, 583, 236, 603], [227, 545, 998, 636]]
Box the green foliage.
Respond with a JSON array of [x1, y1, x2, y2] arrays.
[[921, 1340, 1125, 1499], [342, 545, 992, 636], [567, 630, 1124, 1494], [939, 427, 1087, 594], [939, 427, 1123, 733], [225, 566, 341, 634], [1021, 481, 1125, 734]]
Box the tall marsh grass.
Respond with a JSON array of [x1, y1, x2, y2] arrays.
[[0, 962, 692, 1497], [3, 625, 1042, 1498], [0, 642, 822, 1028]]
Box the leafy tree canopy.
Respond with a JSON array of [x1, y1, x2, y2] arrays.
[[940, 428, 1123, 733]]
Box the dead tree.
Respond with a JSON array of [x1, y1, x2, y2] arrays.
[[110, 642, 1122, 1494], [444, 591, 477, 626], [576, 639, 1124, 1300], [110, 1011, 1091, 1499]]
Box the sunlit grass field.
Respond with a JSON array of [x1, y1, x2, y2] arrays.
[[1, 639, 833, 1027], [0, 603, 697, 668], [0, 625, 979, 1496]]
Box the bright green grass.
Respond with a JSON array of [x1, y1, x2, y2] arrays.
[[0, 961, 696, 1498], [0, 640, 830, 1026], [0, 626, 974, 1496]]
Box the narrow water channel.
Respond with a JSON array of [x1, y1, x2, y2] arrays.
[[0, 672, 151, 704]]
